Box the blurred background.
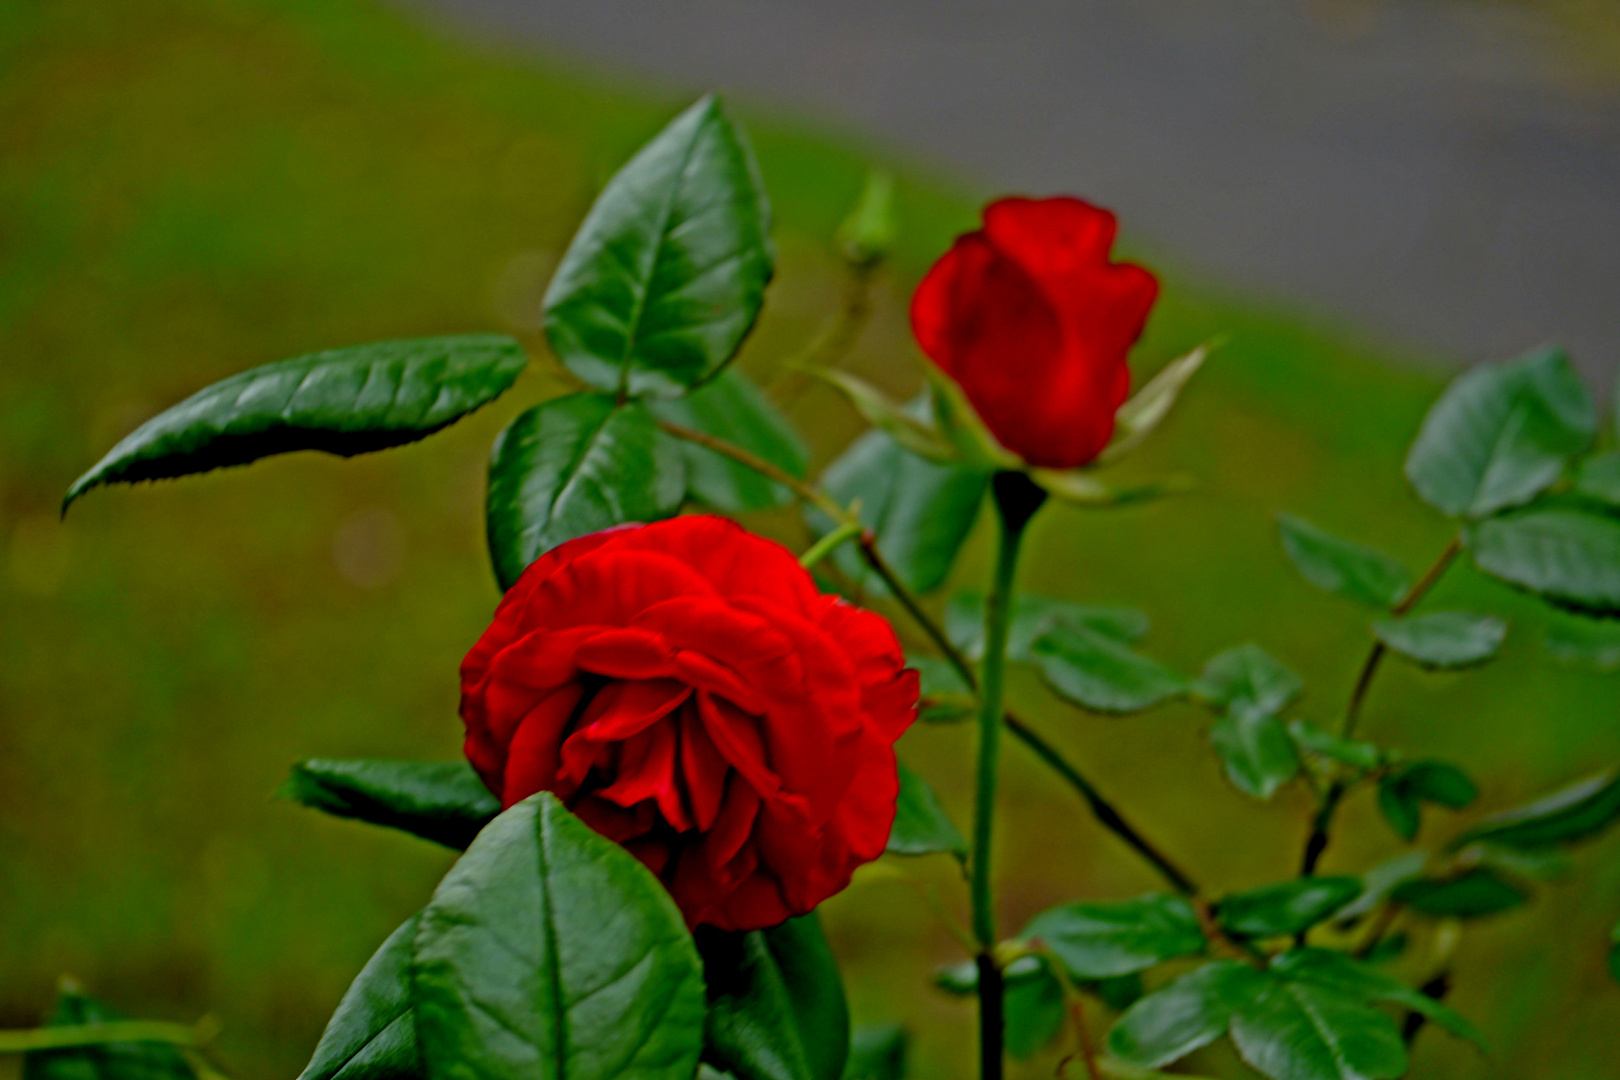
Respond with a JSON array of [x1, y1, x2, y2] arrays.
[[2, 1, 1618, 1077]]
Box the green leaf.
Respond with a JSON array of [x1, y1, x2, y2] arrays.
[[1211, 707, 1300, 799], [1405, 345, 1596, 519], [1099, 345, 1210, 465], [1031, 622, 1186, 715], [1371, 612, 1506, 669], [842, 1024, 905, 1080], [1269, 949, 1485, 1050], [1276, 514, 1410, 608], [543, 96, 772, 398], [1020, 894, 1207, 979], [1573, 451, 1620, 508], [298, 916, 424, 1080], [1376, 761, 1477, 841], [805, 370, 956, 464], [1335, 852, 1430, 922], [1217, 878, 1363, 938], [63, 335, 527, 511], [909, 656, 974, 723], [1228, 977, 1406, 1080], [947, 592, 1150, 663], [1609, 919, 1620, 985], [1106, 961, 1267, 1070], [886, 761, 966, 858], [24, 985, 195, 1080], [1543, 615, 1620, 672], [1286, 722, 1381, 771], [280, 760, 499, 851], [1450, 770, 1620, 851], [412, 793, 706, 1080], [1004, 960, 1067, 1060], [836, 170, 898, 269], [1468, 504, 1620, 616], [486, 394, 685, 591], [1191, 644, 1302, 717], [1390, 867, 1529, 917], [698, 914, 849, 1080], [812, 421, 988, 595], [646, 369, 808, 512]]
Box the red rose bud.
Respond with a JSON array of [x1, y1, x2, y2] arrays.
[[910, 197, 1159, 469], [459, 516, 919, 931]]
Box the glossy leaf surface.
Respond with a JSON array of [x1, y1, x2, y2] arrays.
[[1371, 612, 1506, 669], [886, 761, 966, 857], [1573, 451, 1620, 507], [280, 760, 498, 851], [543, 96, 772, 397], [813, 422, 987, 594], [1468, 505, 1620, 616], [1217, 877, 1363, 938], [1228, 978, 1406, 1080], [1451, 770, 1620, 851], [1391, 867, 1529, 917], [1405, 346, 1595, 519], [647, 368, 807, 512], [1020, 894, 1206, 979], [486, 394, 685, 591], [64, 335, 526, 510], [1269, 949, 1484, 1050], [412, 794, 706, 1080], [947, 592, 1149, 663], [1376, 761, 1477, 842], [1192, 644, 1302, 717], [1211, 707, 1300, 800], [698, 915, 849, 1080], [298, 916, 424, 1080], [24, 986, 195, 1080], [1106, 961, 1266, 1070], [1032, 622, 1186, 714], [1276, 514, 1410, 608]]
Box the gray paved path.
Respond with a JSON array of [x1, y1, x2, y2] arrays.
[[395, 0, 1620, 386]]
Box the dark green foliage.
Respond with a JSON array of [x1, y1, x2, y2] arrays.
[[297, 916, 424, 1080], [1469, 504, 1620, 616], [698, 915, 849, 1080], [841, 1024, 905, 1080], [1217, 877, 1363, 938], [63, 335, 527, 511], [1376, 760, 1477, 842], [410, 794, 706, 1080], [485, 394, 685, 590], [280, 759, 499, 851], [886, 762, 966, 857], [1019, 894, 1206, 979], [1451, 770, 1620, 851], [1391, 867, 1530, 917], [1031, 622, 1186, 714], [647, 369, 808, 512], [23, 987, 196, 1080], [542, 96, 773, 398]]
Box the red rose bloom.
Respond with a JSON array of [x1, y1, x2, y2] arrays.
[[910, 196, 1159, 469], [459, 516, 919, 931]]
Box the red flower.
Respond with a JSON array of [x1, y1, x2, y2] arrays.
[[459, 516, 919, 931], [911, 197, 1159, 469]]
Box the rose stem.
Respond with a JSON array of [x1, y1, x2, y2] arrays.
[[1298, 534, 1463, 876], [970, 472, 1047, 1080], [655, 420, 1203, 899]]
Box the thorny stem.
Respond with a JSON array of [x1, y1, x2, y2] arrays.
[[1299, 535, 1464, 876], [655, 421, 1204, 901]]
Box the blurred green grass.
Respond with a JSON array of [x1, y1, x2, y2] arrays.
[[1, 1, 1617, 1078]]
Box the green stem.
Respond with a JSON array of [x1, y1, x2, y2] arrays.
[[0, 1022, 205, 1053], [798, 519, 863, 569], [971, 473, 1046, 1080], [1299, 534, 1463, 876]]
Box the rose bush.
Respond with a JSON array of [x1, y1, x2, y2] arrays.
[[458, 515, 919, 932], [910, 197, 1158, 469]]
